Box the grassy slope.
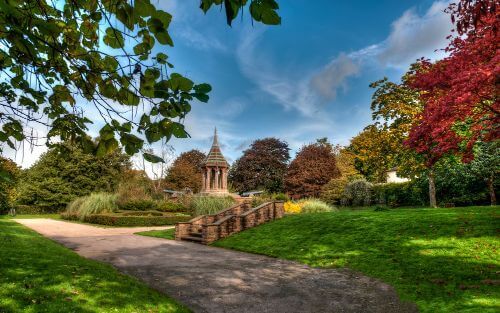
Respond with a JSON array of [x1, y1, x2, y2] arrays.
[[136, 228, 175, 240], [0, 218, 189, 313], [214, 206, 500, 313]]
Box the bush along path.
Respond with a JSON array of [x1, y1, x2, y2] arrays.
[[15, 218, 417, 313]]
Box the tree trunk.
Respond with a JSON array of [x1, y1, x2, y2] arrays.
[[428, 169, 437, 208], [487, 174, 496, 206]]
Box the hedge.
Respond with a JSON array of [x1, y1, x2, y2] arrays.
[[13, 205, 61, 215], [73, 213, 191, 227], [119, 210, 164, 217], [118, 199, 188, 213], [372, 182, 426, 207]]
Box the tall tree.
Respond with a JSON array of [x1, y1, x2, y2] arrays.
[[0, 0, 281, 163], [0, 157, 20, 212], [285, 139, 340, 199], [229, 138, 290, 193], [17, 143, 130, 209], [407, 0, 499, 162], [320, 146, 359, 205], [164, 149, 206, 193], [349, 125, 398, 183]]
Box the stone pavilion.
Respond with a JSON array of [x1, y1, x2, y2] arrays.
[[200, 128, 229, 195]]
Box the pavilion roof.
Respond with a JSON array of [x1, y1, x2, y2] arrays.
[[204, 128, 229, 167]]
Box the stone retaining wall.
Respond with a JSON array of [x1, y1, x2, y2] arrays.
[[175, 201, 284, 244]]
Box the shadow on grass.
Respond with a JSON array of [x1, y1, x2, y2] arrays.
[[0, 219, 189, 313], [213, 206, 500, 313]]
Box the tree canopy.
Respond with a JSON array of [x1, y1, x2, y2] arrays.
[[229, 137, 290, 193], [0, 156, 20, 212], [407, 0, 499, 163], [164, 149, 206, 193], [17, 143, 131, 209], [285, 140, 340, 198], [0, 0, 281, 164]]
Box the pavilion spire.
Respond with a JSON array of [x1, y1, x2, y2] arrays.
[[213, 127, 219, 146]]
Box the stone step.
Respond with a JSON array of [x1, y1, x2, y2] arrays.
[[181, 236, 203, 243], [189, 232, 202, 238]]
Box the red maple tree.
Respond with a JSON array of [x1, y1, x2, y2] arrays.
[[407, 0, 499, 164]]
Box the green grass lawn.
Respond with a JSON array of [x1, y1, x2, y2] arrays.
[[214, 206, 500, 313], [136, 228, 176, 240], [0, 219, 189, 312]]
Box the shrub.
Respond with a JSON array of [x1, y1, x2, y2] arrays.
[[320, 177, 348, 205], [273, 193, 289, 201], [373, 205, 389, 212], [284, 201, 301, 214], [155, 200, 187, 213], [190, 196, 236, 216], [14, 205, 60, 214], [342, 179, 373, 207], [251, 193, 289, 207], [118, 199, 156, 211], [83, 213, 191, 227], [300, 199, 337, 213], [64, 193, 118, 221], [372, 182, 425, 207], [120, 210, 164, 217]]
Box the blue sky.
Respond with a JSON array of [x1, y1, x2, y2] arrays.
[[160, 0, 453, 165], [7, 0, 454, 169]]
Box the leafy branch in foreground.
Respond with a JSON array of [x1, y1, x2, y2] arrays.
[[0, 0, 281, 162]]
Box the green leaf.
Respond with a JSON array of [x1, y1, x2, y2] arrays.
[[133, 42, 150, 56], [169, 73, 193, 92], [103, 56, 119, 72], [135, 0, 155, 17], [143, 152, 164, 163], [153, 10, 172, 28], [171, 122, 188, 138], [194, 83, 212, 94], [261, 10, 281, 25], [156, 52, 168, 64], [193, 93, 209, 103], [103, 27, 125, 49], [116, 4, 135, 30], [119, 88, 140, 106], [155, 31, 173, 46], [99, 124, 115, 141], [145, 123, 161, 143]]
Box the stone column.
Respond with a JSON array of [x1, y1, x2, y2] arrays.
[[206, 168, 211, 191], [214, 168, 219, 190], [222, 168, 227, 190], [202, 171, 206, 191]]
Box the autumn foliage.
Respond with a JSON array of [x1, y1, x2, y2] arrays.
[[285, 141, 341, 199], [164, 150, 206, 193], [407, 0, 499, 164]]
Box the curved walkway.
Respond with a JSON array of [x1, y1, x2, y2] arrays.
[[15, 219, 418, 313]]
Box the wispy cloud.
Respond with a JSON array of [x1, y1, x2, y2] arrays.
[[235, 0, 452, 118], [310, 54, 360, 100], [377, 1, 451, 67], [236, 28, 331, 117]]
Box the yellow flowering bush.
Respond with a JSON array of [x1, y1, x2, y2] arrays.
[[284, 201, 302, 214], [284, 199, 336, 214]]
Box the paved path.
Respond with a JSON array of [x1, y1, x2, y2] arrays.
[[15, 219, 418, 313]]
